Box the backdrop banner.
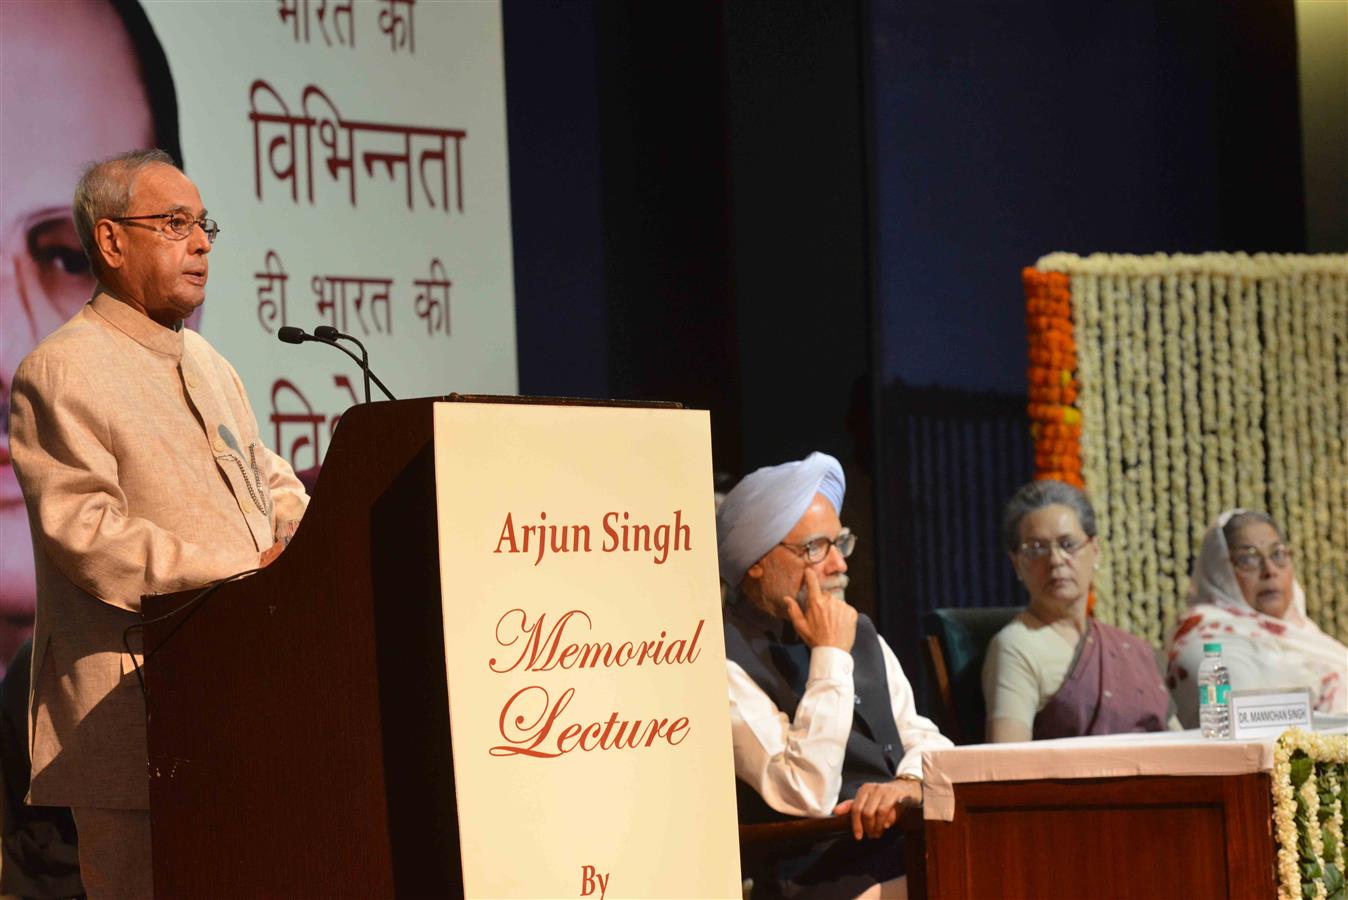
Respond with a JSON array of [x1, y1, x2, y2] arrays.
[[0, 0, 518, 671], [143, 0, 519, 453]]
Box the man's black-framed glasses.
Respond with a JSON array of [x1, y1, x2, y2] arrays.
[[110, 210, 220, 244], [779, 529, 856, 564]]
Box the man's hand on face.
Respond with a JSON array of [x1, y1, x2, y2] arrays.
[[781, 569, 857, 652], [833, 778, 922, 840]]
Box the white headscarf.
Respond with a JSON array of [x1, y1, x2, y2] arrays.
[[1166, 509, 1347, 722], [715, 452, 845, 587]]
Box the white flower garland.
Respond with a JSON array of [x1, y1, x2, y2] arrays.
[[1336, 273, 1348, 641], [1232, 273, 1264, 516], [1143, 273, 1169, 639], [1304, 271, 1332, 620], [1285, 273, 1314, 615], [1160, 272, 1184, 636], [1335, 273, 1348, 641], [1117, 273, 1142, 634], [1101, 273, 1125, 624], [1273, 737, 1300, 899], [1180, 271, 1203, 599], [1271, 729, 1348, 900], [1032, 253, 1348, 648], [1212, 273, 1235, 512], [1301, 774, 1326, 900], [1074, 272, 1112, 610], [1326, 767, 1345, 873], [1197, 272, 1220, 534]]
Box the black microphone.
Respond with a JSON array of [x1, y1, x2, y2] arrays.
[[309, 325, 396, 404], [274, 325, 397, 402], [313, 326, 370, 404]]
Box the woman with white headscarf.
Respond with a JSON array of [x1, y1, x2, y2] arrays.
[[1165, 509, 1347, 728]]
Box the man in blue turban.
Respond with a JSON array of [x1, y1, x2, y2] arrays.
[[718, 452, 950, 898]]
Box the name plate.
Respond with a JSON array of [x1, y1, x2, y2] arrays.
[[1230, 687, 1312, 739]]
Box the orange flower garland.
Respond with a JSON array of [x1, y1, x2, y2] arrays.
[[1022, 269, 1083, 488]]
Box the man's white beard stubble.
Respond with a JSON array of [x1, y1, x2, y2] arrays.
[[795, 574, 849, 609]]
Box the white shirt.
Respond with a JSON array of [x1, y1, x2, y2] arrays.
[[727, 639, 952, 817]]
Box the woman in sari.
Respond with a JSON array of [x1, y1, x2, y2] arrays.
[[982, 480, 1175, 742], [1166, 510, 1347, 727]]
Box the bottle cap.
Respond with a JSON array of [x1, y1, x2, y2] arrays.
[[1203, 642, 1221, 653]]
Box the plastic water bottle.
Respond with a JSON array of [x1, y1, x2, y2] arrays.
[[1197, 642, 1232, 739]]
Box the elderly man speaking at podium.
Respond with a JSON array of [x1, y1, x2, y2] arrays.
[[8, 149, 308, 898], [719, 452, 950, 898]]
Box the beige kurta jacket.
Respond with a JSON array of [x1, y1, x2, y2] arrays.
[[9, 293, 308, 808]]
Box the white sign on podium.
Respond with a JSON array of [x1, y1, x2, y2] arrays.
[[433, 402, 741, 898]]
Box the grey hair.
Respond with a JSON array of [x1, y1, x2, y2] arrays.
[[1222, 510, 1285, 546], [1002, 479, 1097, 552], [72, 149, 177, 273]]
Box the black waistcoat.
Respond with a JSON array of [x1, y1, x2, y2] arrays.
[[724, 598, 909, 896], [723, 598, 906, 824]]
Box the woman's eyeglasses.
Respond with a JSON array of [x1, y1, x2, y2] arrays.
[[1230, 545, 1292, 572]]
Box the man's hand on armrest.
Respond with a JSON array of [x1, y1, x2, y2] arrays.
[[833, 778, 922, 840]]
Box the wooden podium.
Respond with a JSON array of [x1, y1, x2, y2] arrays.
[[143, 397, 460, 896], [142, 395, 739, 898], [920, 771, 1276, 898]]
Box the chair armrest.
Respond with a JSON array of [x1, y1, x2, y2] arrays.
[[738, 813, 850, 851]]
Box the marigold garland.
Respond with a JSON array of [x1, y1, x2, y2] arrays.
[[1022, 253, 1348, 646], [1022, 269, 1083, 488]]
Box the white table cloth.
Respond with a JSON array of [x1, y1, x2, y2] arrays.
[[921, 718, 1347, 822]]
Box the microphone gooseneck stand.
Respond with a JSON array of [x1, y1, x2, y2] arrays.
[[276, 326, 397, 403]]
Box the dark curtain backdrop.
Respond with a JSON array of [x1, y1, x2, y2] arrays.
[[867, 0, 1304, 693], [502, 0, 1307, 711]]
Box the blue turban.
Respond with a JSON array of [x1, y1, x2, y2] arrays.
[[716, 452, 846, 587]]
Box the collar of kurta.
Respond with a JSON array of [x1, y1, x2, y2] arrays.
[[89, 291, 185, 359]]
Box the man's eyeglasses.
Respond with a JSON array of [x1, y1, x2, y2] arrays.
[[1016, 536, 1091, 561], [779, 529, 856, 565], [110, 211, 220, 244], [1230, 544, 1293, 572]]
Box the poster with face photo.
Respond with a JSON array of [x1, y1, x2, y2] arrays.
[[0, 0, 518, 673]]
